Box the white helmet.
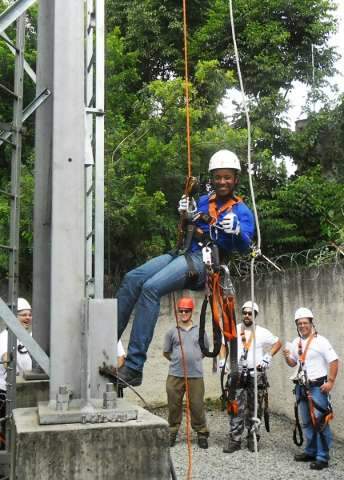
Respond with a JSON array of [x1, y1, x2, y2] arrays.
[[17, 297, 31, 312], [294, 307, 313, 322], [241, 301, 259, 314], [208, 150, 241, 172]]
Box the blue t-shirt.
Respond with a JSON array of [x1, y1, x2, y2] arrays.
[[190, 194, 255, 253]]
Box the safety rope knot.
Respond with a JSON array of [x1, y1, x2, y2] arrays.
[[250, 416, 261, 434], [250, 246, 261, 258]]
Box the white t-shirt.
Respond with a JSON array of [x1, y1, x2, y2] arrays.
[[0, 329, 32, 391], [117, 340, 125, 358], [289, 334, 338, 381], [236, 323, 279, 369]]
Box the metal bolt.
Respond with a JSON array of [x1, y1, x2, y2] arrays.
[[103, 383, 117, 409], [56, 384, 70, 411]]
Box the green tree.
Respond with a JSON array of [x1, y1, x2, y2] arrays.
[[289, 97, 344, 181], [258, 167, 344, 255]]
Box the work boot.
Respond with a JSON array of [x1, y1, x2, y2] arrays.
[[247, 436, 259, 452], [294, 452, 316, 462], [309, 460, 328, 470], [169, 432, 177, 447], [116, 365, 142, 387], [197, 436, 208, 449], [223, 438, 241, 453]]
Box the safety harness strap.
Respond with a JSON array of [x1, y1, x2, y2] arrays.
[[293, 396, 304, 446], [208, 194, 242, 223], [198, 296, 222, 358]]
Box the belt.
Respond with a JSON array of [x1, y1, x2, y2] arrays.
[[308, 376, 327, 386]]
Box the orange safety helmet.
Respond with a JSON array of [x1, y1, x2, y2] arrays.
[[177, 297, 195, 311]]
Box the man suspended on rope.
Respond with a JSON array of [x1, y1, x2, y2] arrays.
[[221, 301, 281, 453], [163, 297, 209, 449], [283, 308, 338, 471], [115, 149, 255, 387]]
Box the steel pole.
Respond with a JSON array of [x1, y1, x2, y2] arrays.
[[32, 0, 54, 358], [49, 0, 85, 400]]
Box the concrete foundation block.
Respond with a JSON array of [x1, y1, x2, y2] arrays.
[[12, 402, 170, 480], [16, 376, 49, 408]]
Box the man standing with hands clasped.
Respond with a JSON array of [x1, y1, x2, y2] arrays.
[[163, 297, 210, 449], [283, 307, 338, 471]]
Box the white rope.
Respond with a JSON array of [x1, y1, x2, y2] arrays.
[[228, 0, 262, 471]]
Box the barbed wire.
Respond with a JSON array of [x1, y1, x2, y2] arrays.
[[227, 244, 344, 280]]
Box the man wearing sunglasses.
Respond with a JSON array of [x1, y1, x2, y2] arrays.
[[223, 300, 281, 454], [163, 297, 210, 449]]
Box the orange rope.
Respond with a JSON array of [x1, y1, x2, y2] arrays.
[[182, 0, 192, 178], [173, 293, 192, 480]]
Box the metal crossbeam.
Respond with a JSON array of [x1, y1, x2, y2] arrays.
[[0, 0, 37, 34], [0, 82, 17, 97], [0, 89, 51, 147], [23, 88, 51, 121], [0, 299, 50, 374], [0, 32, 36, 83]]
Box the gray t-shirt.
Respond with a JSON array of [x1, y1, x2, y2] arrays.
[[163, 324, 209, 378]]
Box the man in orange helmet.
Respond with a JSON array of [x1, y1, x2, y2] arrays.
[[163, 297, 209, 449]]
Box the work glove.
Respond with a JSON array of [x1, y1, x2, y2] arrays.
[[219, 212, 240, 235], [260, 353, 272, 369], [177, 195, 197, 215]]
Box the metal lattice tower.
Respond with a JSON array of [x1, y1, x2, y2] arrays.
[[0, 1, 119, 475]]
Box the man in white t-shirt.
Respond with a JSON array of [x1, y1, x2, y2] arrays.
[[222, 301, 281, 454], [0, 298, 33, 434], [283, 307, 338, 471]]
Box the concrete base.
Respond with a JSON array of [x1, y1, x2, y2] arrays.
[[12, 402, 170, 480], [16, 376, 49, 408], [38, 398, 138, 425]]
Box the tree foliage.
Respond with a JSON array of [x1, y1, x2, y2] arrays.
[[289, 96, 344, 181], [0, 0, 342, 290]]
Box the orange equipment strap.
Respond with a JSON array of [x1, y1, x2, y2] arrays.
[[210, 272, 237, 342], [240, 325, 255, 352], [227, 399, 239, 416], [306, 390, 334, 430], [298, 334, 315, 365], [208, 194, 242, 224]]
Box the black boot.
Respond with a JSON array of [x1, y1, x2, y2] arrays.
[[310, 460, 328, 470], [169, 432, 177, 447], [223, 438, 241, 453], [116, 365, 143, 387], [197, 435, 208, 449], [294, 452, 316, 462]]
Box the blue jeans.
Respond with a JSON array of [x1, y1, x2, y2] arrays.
[[296, 384, 333, 462], [116, 252, 206, 372]]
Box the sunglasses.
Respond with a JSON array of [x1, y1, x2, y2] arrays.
[[178, 309, 192, 314], [18, 344, 28, 354], [242, 311, 252, 316]]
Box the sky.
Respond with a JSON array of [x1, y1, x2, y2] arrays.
[[219, 1, 344, 174], [287, 1, 344, 126], [219, 1, 344, 126]]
